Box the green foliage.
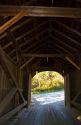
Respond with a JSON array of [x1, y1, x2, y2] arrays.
[[32, 71, 64, 94]]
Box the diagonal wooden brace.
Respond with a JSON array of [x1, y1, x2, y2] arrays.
[[0, 46, 25, 102], [0, 10, 26, 34]]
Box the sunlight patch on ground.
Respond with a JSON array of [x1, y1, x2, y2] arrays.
[[32, 90, 64, 105]]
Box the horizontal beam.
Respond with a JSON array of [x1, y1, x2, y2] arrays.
[[0, 6, 81, 18], [32, 66, 62, 73], [20, 46, 47, 69], [23, 53, 70, 58], [23, 53, 80, 70]]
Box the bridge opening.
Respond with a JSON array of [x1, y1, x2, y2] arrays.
[[31, 71, 64, 105]]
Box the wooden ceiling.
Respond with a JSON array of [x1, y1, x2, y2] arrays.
[[0, 0, 81, 74]]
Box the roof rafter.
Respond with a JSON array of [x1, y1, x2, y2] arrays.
[[22, 36, 48, 54], [20, 29, 48, 51], [23, 40, 46, 53], [65, 57, 80, 70], [52, 19, 81, 38], [16, 20, 48, 41], [9, 35, 48, 57], [51, 35, 79, 53], [11, 43, 43, 60], [20, 44, 46, 69], [50, 40, 73, 56], [2, 21, 48, 50], [52, 28, 81, 47], [0, 18, 33, 40], [0, 11, 25, 34], [49, 44, 64, 54], [10, 36, 48, 60]]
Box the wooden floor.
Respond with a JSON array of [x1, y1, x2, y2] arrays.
[[6, 101, 81, 125]]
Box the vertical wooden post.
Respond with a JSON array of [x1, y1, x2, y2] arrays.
[[64, 74, 71, 107], [23, 67, 32, 107], [27, 69, 32, 107]]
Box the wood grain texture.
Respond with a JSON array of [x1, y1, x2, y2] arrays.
[[0, 6, 81, 18], [5, 101, 81, 125], [0, 11, 25, 34], [0, 101, 27, 124], [0, 88, 17, 114]]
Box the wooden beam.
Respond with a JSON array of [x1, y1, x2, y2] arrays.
[[0, 101, 27, 124], [33, 66, 61, 71], [50, 40, 73, 56], [51, 35, 79, 53], [72, 92, 81, 102], [20, 45, 45, 68], [2, 21, 48, 51], [7, 31, 23, 89], [71, 101, 81, 110], [23, 43, 46, 56], [0, 6, 81, 18], [49, 44, 63, 54], [11, 18, 33, 32], [52, 19, 81, 38], [0, 46, 25, 102], [12, 40, 46, 61], [24, 0, 38, 5], [0, 18, 33, 40], [12, 41, 42, 60], [22, 37, 48, 53], [23, 53, 69, 58], [0, 88, 17, 114], [52, 28, 81, 47], [7, 31, 21, 64], [16, 20, 48, 41], [3, 42, 12, 49], [8, 29, 48, 56], [20, 44, 46, 69], [21, 29, 48, 49], [65, 57, 80, 70], [0, 11, 25, 34], [20, 57, 34, 69], [9, 35, 48, 58]]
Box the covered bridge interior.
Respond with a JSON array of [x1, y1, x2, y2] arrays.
[[0, 0, 81, 124]]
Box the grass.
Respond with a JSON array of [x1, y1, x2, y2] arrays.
[[32, 88, 64, 94]]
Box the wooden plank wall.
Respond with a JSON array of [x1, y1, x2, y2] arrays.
[[65, 69, 81, 111], [0, 48, 24, 117], [0, 46, 26, 122], [0, 60, 16, 116]]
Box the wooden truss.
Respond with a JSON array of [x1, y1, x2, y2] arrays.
[[0, 46, 26, 124], [0, 6, 81, 18]]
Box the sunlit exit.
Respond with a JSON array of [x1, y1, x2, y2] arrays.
[[32, 71, 64, 105]]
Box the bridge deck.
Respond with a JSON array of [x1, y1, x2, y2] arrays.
[[6, 100, 81, 125]]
